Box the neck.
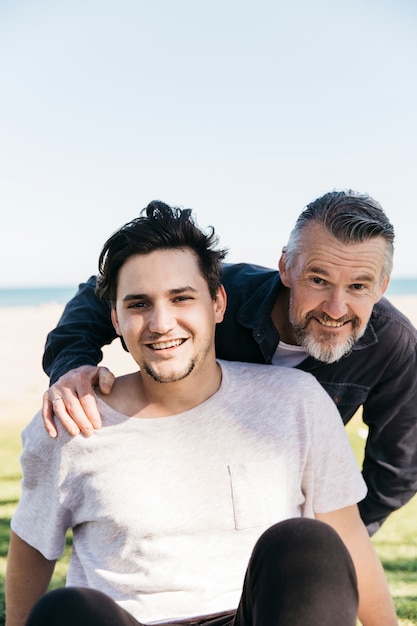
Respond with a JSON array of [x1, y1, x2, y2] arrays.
[[271, 286, 298, 345], [108, 360, 223, 418]]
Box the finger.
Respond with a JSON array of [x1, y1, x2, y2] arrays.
[[78, 392, 102, 431], [67, 371, 104, 430], [97, 367, 115, 395], [41, 391, 58, 438], [51, 393, 84, 437]]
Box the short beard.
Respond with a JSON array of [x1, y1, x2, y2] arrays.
[[143, 360, 196, 383], [290, 310, 365, 364]]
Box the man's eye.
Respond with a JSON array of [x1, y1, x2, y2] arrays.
[[129, 302, 148, 308], [174, 296, 192, 302], [351, 284, 366, 291], [311, 277, 324, 285]]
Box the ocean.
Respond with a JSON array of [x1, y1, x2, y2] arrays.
[[386, 278, 417, 296], [0, 286, 79, 307], [0, 278, 416, 307]]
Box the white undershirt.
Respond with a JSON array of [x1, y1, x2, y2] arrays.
[[272, 340, 308, 367]]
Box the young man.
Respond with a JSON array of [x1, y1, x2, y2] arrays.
[[41, 190, 417, 536], [6, 202, 397, 625]]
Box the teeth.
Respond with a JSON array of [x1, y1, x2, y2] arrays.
[[318, 319, 344, 328], [150, 339, 184, 350]]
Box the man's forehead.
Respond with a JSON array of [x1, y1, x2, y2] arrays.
[[300, 223, 386, 257], [122, 248, 200, 271], [117, 249, 207, 291], [296, 224, 387, 275]]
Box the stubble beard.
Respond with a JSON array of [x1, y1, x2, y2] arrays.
[[143, 359, 196, 383], [142, 340, 213, 383], [289, 306, 365, 364]]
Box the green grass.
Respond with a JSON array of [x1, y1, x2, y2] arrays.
[[346, 412, 417, 624], [1, 417, 417, 625]]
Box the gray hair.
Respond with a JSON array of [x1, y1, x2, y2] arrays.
[[285, 190, 395, 282]]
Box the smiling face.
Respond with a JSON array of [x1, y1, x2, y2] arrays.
[[278, 222, 389, 363], [111, 248, 226, 384]]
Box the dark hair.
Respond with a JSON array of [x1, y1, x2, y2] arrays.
[[96, 200, 228, 303], [286, 190, 395, 281]]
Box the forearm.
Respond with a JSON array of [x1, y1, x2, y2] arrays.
[[317, 507, 397, 625], [359, 340, 417, 531], [42, 276, 117, 384], [361, 378, 417, 533], [360, 452, 417, 529], [6, 531, 56, 626], [355, 543, 398, 626]]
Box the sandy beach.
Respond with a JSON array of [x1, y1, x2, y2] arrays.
[[0, 303, 133, 425], [1, 295, 416, 427]]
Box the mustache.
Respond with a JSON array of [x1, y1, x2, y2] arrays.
[[295, 310, 361, 331]]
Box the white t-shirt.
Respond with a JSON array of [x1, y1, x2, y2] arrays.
[[272, 340, 308, 367], [12, 360, 366, 625]]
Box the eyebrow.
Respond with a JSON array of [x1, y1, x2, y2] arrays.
[[122, 286, 199, 302], [306, 266, 376, 283]]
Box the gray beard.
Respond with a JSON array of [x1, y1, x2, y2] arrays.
[[295, 331, 358, 364], [289, 309, 365, 364]]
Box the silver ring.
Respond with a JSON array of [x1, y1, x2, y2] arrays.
[[52, 397, 63, 405]]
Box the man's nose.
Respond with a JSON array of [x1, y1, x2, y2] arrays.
[[148, 303, 176, 334], [321, 290, 349, 320]]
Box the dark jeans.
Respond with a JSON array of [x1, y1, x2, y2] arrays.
[[26, 518, 358, 626]]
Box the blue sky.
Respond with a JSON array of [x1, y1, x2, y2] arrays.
[[1, 0, 416, 287]]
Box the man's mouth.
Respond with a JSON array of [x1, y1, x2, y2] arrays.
[[148, 339, 186, 350], [315, 317, 347, 328]]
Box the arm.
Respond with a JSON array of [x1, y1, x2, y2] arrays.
[[6, 531, 56, 626], [41, 277, 118, 437], [360, 342, 417, 534], [316, 506, 397, 626], [42, 276, 117, 383]]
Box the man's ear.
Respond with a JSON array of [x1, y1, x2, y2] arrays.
[[379, 275, 390, 299], [278, 247, 291, 288], [214, 285, 227, 324], [111, 307, 121, 336]]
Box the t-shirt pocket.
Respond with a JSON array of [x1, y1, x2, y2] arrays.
[[228, 460, 299, 530]]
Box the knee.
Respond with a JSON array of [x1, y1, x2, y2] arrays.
[[26, 587, 108, 626], [250, 517, 357, 585], [255, 517, 348, 557], [241, 519, 359, 625]]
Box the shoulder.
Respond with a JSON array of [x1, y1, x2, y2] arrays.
[[371, 297, 417, 345], [22, 410, 68, 450], [217, 361, 340, 439], [219, 360, 325, 398], [95, 372, 152, 420], [221, 262, 278, 292]]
